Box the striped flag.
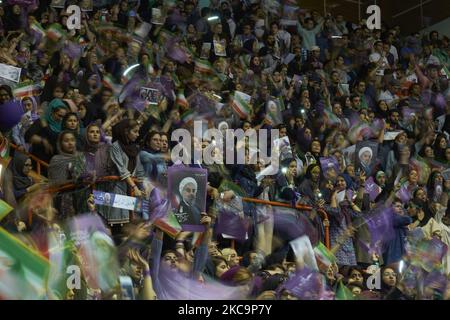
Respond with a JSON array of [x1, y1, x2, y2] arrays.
[[194, 58, 214, 74], [13, 81, 42, 98], [314, 242, 335, 268], [323, 107, 341, 127], [30, 20, 46, 37], [102, 74, 123, 96], [440, 66, 450, 79], [175, 90, 189, 109], [0, 227, 50, 300], [231, 91, 252, 119], [181, 109, 196, 124], [154, 211, 182, 238], [46, 23, 67, 42]]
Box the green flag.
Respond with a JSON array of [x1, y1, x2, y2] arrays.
[[0, 227, 50, 299], [336, 282, 354, 300], [314, 242, 336, 268], [0, 199, 13, 221]]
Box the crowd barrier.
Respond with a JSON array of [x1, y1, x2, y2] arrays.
[[9, 144, 330, 249]]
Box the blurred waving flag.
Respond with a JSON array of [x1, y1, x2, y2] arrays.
[[154, 211, 182, 238], [0, 199, 13, 222], [231, 91, 252, 119], [0, 227, 50, 300], [13, 81, 43, 98]]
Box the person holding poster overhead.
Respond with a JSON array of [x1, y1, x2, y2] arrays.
[[177, 177, 202, 226], [203, 23, 229, 63], [168, 166, 207, 232]]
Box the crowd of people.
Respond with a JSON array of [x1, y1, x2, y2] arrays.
[[0, 0, 450, 300]]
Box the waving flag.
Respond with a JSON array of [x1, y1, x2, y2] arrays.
[[194, 58, 214, 74], [0, 227, 50, 300], [175, 90, 189, 109], [154, 211, 182, 238], [314, 242, 336, 269], [46, 23, 67, 42], [336, 282, 354, 300], [231, 91, 252, 118], [363, 207, 394, 255], [30, 20, 46, 38], [409, 156, 431, 185], [0, 199, 13, 222], [13, 81, 43, 98]]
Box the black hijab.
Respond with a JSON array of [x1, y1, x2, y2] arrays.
[[112, 119, 139, 172], [11, 153, 33, 191]]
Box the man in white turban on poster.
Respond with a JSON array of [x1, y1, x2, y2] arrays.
[[358, 146, 373, 176], [176, 177, 201, 225]]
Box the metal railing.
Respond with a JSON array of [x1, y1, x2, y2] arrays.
[[10, 143, 49, 177], [5, 140, 332, 248], [42, 176, 331, 249]]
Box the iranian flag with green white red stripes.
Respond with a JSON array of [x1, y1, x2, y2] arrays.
[[181, 109, 196, 124], [30, 20, 46, 37], [194, 58, 214, 74], [13, 81, 42, 98], [46, 23, 66, 42], [102, 74, 122, 95], [231, 90, 252, 118], [176, 90, 189, 109], [154, 211, 182, 239]]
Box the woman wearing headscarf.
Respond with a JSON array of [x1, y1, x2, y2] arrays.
[[11, 96, 39, 152], [10, 153, 41, 202], [271, 158, 301, 204], [25, 98, 69, 170], [81, 122, 112, 178], [48, 130, 86, 219], [327, 175, 360, 267], [433, 133, 448, 164], [61, 112, 84, 149], [102, 119, 145, 227], [139, 131, 166, 186], [298, 163, 322, 203]]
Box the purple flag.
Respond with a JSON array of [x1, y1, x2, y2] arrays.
[[365, 176, 381, 201], [215, 209, 250, 242], [272, 207, 319, 245], [364, 206, 395, 255], [277, 267, 333, 300], [396, 184, 411, 203], [63, 41, 83, 60], [157, 266, 244, 300]]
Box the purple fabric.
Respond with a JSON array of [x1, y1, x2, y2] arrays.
[[365, 176, 381, 201], [215, 209, 249, 242], [277, 267, 333, 300], [156, 265, 244, 300], [364, 206, 395, 255], [272, 207, 319, 244]]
